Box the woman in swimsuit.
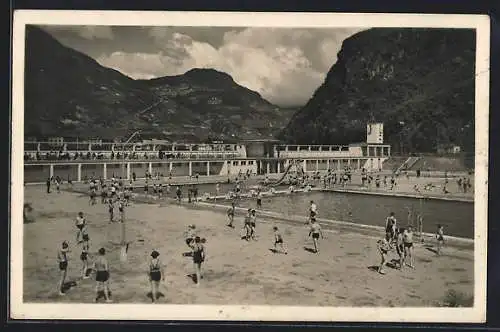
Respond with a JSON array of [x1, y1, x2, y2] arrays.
[[118, 199, 125, 223], [148, 250, 165, 302], [243, 209, 252, 241], [57, 241, 70, 296], [395, 228, 405, 269], [190, 237, 206, 286], [436, 225, 445, 255], [80, 239, 90, 279], [308, 218, 323, 253], [75, 212, 86, 243], [403, 226, 415, 268], [93, 247, 112, 303]]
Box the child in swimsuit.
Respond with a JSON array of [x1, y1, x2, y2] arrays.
[[148, 250, 164, 302], [57, 241, 70, 296], [436, 225, 445, 255], [273, 226, 287, 254], [93, 247, 112, 302], [377, 235, 392, 274]]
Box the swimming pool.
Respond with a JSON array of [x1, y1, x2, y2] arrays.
[[229, 191, 474, 239]]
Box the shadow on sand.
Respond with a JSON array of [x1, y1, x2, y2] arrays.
[[186, 274, 204, 284], [61, 280, 78, 293], [146, 291, 165, 301], [303, 246, 317, 254]]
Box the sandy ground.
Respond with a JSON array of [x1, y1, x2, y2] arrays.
[[22, 186, 473, 306]]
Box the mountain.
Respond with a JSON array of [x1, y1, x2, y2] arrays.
[[279, 28, 476, 154], [24, 26, 293, 142]]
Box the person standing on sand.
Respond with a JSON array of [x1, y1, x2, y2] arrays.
[[189, 237, 206, 287], [46, 177, 51, 193], [147, 250, 165, 303], [273, 226, 288, 254], [215, 183, 220, 199], [307, 200, 318, 225], [176, 186, 182, 203], [226, 202, 236, 228], [108, 199, 115, 223], [308, 218, 323, 253], [93, 247, 112, 303], [57, 241, 70, 296], [377, 234, 392, 274], [396, 228, 405, 269], [80, 238, 90, 279], [249, 209, 257, 240], [385, 212, 397, 243], [243, 209, 252, 240], [256, 189, 262, 209], [436, 224, 445, 255], [403, 226, 415, 268], [75, 212, 86, 243]]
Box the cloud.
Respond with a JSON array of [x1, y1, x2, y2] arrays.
[[96, 27, 362, 106]]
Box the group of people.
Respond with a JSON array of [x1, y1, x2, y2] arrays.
[[376, 212, 445, 274]]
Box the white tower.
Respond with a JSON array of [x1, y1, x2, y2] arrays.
[[367, 123, 384, 144]]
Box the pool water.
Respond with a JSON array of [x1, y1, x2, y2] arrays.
[[231, 191, 474, 239]]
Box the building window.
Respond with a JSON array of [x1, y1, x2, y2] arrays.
[[248, 161, 254, 165], [241, 161, 246, 166], [232, 161, 238, 166]]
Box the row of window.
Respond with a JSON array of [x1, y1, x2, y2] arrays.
[[231, 160, 254, 166]]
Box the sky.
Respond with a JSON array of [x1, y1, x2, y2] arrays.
[[42, 25, 364, 107]]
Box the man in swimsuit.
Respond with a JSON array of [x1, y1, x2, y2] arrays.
[[273, 226, 287, 254], [436, 224, 445, 255], [118, 199, 125, 223], [46, 177, 51, 194], [307, 200, 318, 225], [176, 186, 182, 203], [308, 218, 323, 253], [93, 247, 112, 302], [148, 250, 165, 303], [189, 236, 206, 287], [395, 228, 405, 269], [403, 226, 415, 268], [57, 241, 70, 296], [256, 190, 262, 209], [75, 212, 86, 243], [385, 212, 397, 243], [226, 202, 236, 228]]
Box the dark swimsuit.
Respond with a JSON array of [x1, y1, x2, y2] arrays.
[[149, 259, 162, 282], [193, 245, 204, 264]]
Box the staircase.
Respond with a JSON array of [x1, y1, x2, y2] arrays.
[[396, 156, 421, 173]]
